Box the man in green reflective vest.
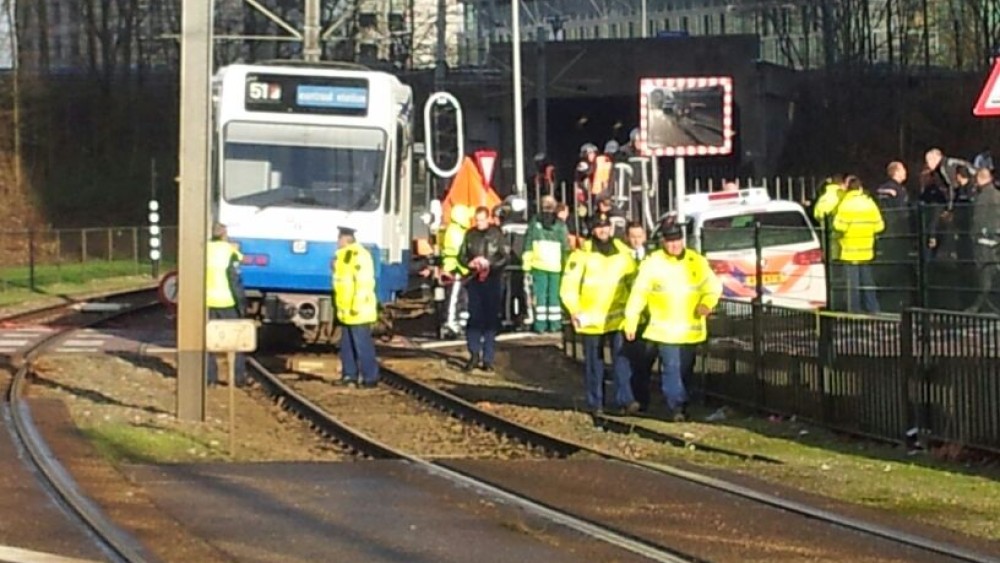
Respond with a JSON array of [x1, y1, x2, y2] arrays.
[[523, 196, 569, 333]]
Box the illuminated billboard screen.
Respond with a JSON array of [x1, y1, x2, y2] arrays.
[[638, 77, 734, 157]]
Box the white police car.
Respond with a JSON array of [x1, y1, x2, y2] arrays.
[[654, 188, 826, 310]]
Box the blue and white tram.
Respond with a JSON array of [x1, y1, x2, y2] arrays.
[[212, 62, 413, 329]]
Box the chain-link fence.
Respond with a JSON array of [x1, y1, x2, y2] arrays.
[[0, 226, 177, 292]]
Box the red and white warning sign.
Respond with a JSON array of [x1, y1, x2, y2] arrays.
[[973, 59, 1000, 117], [158, 271, 178, 309]]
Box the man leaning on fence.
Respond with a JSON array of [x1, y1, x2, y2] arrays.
[[832, 177, 885, 314]]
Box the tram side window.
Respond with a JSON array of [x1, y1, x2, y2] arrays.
[[394, 125, 406, 215]]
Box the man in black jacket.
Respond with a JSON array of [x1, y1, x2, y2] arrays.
[[967, 167, 1000, 313], [874, 161, 912, 311], [459, 206, 510, 372]]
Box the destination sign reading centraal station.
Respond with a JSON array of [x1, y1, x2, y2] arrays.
[[244, 74, 369, 116]]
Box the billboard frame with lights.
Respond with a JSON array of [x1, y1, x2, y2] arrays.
[[637, 76, 735, 157]]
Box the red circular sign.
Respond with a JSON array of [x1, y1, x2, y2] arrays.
[[158, 271, 178, 309]]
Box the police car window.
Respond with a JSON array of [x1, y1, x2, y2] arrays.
[[701, 211, 813, 252]]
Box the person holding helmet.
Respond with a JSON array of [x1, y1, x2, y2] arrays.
[[440, 204, 473, 336], [560, 212, 639, 416], [624, 217, 721, 421], [459, 206, 509, 372]]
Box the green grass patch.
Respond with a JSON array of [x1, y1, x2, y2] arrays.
[[81, 424, 223, 464], [0, 275, 157, 308], [637, 408, 1000, 541], [0, 260, 174, 291]]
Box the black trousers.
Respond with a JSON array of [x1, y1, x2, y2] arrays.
[[623, 334, 657, 410]]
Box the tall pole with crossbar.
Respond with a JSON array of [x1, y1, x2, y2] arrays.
[[176, 0, 214, 421]]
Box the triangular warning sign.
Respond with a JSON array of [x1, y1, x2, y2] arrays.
[[973, 59, 1000, 117], [473, 150, 498, 186]]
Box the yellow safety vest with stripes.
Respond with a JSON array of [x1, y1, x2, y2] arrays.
[[559, 239, 635, 335], [333, 242, 378, 325], [205, 240, 240, 309], [624, 248, 721, 344], [832, 190, 885, 263], [441, 222, 469, 276]]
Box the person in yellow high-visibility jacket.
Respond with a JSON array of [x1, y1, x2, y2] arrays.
[[205, 222, 247, 387], [832, 178, 885, 314], [333, 226, 379, 387], [560, 213, 638, 416], [440, 205, 472, 336], [813, 175, 846, 223], [624, 218, 721, 421]]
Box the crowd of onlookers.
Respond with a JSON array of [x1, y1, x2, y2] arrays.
[[806, 148, 1000, 314]]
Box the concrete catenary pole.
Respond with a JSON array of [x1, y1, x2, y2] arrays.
[[435, 0, 447, 87], [176, 0, 214, 421], [303, 0, 322, 62], [511, 0, 525, 195]]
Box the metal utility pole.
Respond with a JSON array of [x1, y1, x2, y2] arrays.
[[434, 0, 447, 87], [7, 0, 21, 193], [535, 25, 546, 159], [511, 0, 526, 195], [303, 0, 322, 61], [641, 0, 647, 38], [177, 0, 214, 421]]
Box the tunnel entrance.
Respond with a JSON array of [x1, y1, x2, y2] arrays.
[[528, 94, 742, 199]]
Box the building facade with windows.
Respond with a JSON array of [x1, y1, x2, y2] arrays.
[[461, 0, 961, 70]]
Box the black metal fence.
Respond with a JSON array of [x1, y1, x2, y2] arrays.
[[698, 301, 1000, 453], [561, 298, 1000, 453], [823, 202, 1000, 314]]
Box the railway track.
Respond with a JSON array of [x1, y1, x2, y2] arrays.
[[250, 356, 698, 562], [253, 352, 999, 563], [3, 288, 159, 563]]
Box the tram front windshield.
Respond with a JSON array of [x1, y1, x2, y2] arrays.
[[222, 121, 386, 212]]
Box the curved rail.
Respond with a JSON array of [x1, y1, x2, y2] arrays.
[[247, 357, 698, 563], [0, 285, 157, 326], [6, 289, 160, 563], [363, 362, 999, 563]]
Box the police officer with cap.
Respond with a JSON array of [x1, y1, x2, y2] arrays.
[[624, 217, 721, 421], [560, 212, 639, 416], [333, 226, 380, 387]]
